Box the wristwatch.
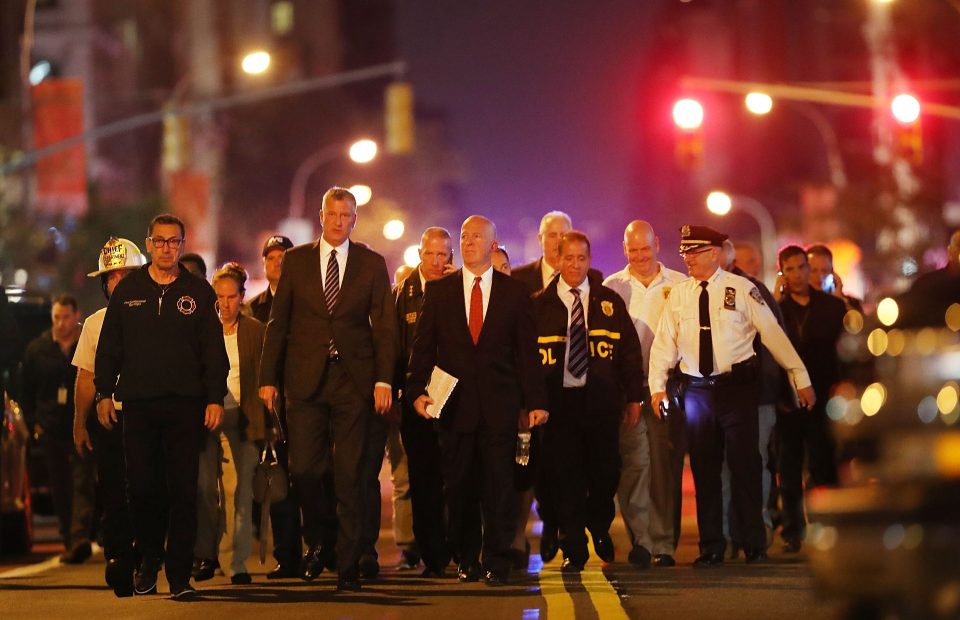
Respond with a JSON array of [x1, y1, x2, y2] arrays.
[[94, 391, 112, 403]]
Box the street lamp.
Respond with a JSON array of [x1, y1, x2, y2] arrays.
[[241, 50, 271, 75], [383, 219, 405, 240], [288, 139, 378, 219], [891, 93, 920, 124], [744, 95, 847, 188], [706, 191, 778, 286], [403, 244, 420, 267], [349, 184, 372, 206]]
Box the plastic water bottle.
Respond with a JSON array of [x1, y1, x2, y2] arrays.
[[515, 431, 532, 466]]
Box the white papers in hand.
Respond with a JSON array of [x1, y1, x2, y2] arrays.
[[425, 366, 458, 419]]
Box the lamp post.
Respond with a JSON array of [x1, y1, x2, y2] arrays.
[[287, 139, 377, 220], [706, 191, 778, 287], [744, 93, 847, 188]]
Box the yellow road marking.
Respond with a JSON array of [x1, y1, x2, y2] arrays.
[[538, 564, 628, 619]]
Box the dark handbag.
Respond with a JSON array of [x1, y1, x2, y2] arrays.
[[253, 441, 288, 563]]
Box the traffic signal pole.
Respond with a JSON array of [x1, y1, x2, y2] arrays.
[[0, 61, 407, 178]]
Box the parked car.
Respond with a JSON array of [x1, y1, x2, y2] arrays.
[[1, 391, 32, 555], [807, 295, 960, 619]]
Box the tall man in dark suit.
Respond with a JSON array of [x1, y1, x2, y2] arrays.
[[408, 215, 549, 586], [259, 187, 396, 592], [245, 234, 302, 579], [511, 210, 602, 562]]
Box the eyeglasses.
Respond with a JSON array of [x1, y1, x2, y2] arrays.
[[149, 237, 184, 249]]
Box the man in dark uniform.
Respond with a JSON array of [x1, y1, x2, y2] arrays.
[[776, 245, 846, 552], [408, 215, 548, 586], [649, 225, 815, 566], [243, 233, 303, 579], [21, 294, 95, 564], [259, 187, 396, 592], [95, 214, 228, 598], [511, 210, 601, 562], [247, 235, 293, 323], [533, 231, 645, 570], [392, 227, 456, 577]]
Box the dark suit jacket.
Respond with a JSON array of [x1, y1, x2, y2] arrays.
[[513, 257, 603, 296], [406, 269, 547, 434], [236, 314, 268, 441], [246, 287, 273, 323], [259, 239, 397, 402]]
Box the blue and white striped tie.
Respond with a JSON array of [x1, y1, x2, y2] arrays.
[[568, 288, 588, 378]]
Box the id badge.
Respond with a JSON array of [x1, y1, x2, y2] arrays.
[[57, 386, 68, 405]]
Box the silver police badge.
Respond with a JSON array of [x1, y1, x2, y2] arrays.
[[177, 295, 197, 315]]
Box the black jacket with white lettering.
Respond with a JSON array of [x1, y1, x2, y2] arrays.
[[94, 263, 228, 405], [532, 274, 647, 414]]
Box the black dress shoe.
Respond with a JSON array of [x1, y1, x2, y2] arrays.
[[652, 554, 676, 568], [358, 554, 380, 579], [628, 545, 651, 568], [483, 570, 507, 586], [782, 539, 802, 553], [231, 572, 253, 584], [593, 533, 615, 563], [540, 527, 559, 562], [135, 558, 162, 595], [62, 541, 92, 564], [301, 547, 325, 581], [193, 558, 218, 582], [561, 558, 584, 573], [457, 563, 482, 582], [336, 577, 362, 592], [267, 563, 299, 579], [421, 565, 446, 578], [510, 540, 531, 570], [169, 583, 197, 600], [693, 552, 724, 568], [105, 558, 134, 598], [744, 550, 769, 564]]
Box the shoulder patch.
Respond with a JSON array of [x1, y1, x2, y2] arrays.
[[749, 286, 765, 305], [601, 300, 614, 317]]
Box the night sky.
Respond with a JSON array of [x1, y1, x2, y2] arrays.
[[395, 1, 672, 274]]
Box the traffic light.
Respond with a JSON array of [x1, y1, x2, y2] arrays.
[[385, 81, 414, 155], [673, 98, 704, 170], [162, 107, 190, 172], [891, 93, 922, 165]]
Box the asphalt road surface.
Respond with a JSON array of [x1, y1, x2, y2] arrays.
[[0, 462, 844, 619]]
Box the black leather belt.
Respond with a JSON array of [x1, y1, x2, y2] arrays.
[[683, 357, 757, 388]]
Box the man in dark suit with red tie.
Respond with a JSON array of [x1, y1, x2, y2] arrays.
[[259, 187, 396, 592], [407, 215, 549, 586]]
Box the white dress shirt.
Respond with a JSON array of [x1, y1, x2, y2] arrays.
[[557, 276, 589, 388], [463, 265, 493, 323], [319, 236, 350, 289], [541, 261, 559, 290], [648, 267, 811, 394]]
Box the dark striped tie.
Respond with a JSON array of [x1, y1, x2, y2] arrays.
[[568, 287, 588, 378], [325, 249, 340, 356]]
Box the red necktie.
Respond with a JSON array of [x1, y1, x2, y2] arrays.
[[469, 276, 483, 344]]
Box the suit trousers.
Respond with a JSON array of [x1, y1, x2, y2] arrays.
[[438, 426, 515, 575], [89, 412, 134, 564], [684, 380, 764, 556], [722, 403, 777, 545], [543, 388, 621, 565], [618, 401, 686, 555], [123, 397, 205, 588], [286, 361, 369, 578], [401, 406, 449, 571], [777, 403, 838, 544]]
